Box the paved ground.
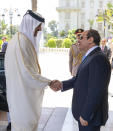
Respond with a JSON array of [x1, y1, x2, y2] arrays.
[[0, 52, 113, 131], [0, 107, 68, 131]]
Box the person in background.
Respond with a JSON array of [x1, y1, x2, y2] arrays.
[[101, 38, 112, 61], [107, 38, 113, 70], [69, 29, 84, 76], [1, 37, 8, 52]]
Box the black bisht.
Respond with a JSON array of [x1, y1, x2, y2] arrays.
[[0, 52, 8, 112]]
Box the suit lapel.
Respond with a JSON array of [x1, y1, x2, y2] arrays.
[[87, 47, 101, 57], [76, 47, 101, 75]]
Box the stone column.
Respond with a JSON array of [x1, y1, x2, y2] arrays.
[[31, 0, 37, 12]]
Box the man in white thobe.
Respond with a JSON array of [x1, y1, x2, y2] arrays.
[[5, 10, 51, 131]]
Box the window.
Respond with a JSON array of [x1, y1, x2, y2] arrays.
[[65, 23, 70, 31], [99, 1, 103, 8], [81, 24, 84, 29], [81, 1, 85, 8], [90, 0, 94, 8], [81, 13, 85, 20], [66, 0, 70, 6], [65, 12, 70, 19]]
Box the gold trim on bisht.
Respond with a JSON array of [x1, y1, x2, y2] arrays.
[[18, 32, 41, 74], [17, 32, 51, 83]]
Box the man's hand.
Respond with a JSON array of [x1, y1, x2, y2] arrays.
[[50, 80, 62, 91], [79, 116, 88, 126]]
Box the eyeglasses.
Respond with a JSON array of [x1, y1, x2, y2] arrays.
[[77, 34, 81, 37], [79, 35, 88, 40]]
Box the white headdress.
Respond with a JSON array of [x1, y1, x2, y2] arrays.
[[19, 10, 45, 53]]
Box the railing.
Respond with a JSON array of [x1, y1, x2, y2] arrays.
[[39, 47, 70, 54]]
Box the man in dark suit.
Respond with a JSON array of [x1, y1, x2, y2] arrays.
[[1, 37, 8, 52], [101, 38, 112, 61], [50, 29, 111, 131]]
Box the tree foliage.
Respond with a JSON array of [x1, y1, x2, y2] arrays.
[[59, 30, 67, 38], [96, 2, 113, 33], [0, 18, 18, 40], [48, 20, 58, 37], [0, 20, 8, 35]]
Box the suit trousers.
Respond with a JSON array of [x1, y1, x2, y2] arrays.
[[78, 121, 100, 131]]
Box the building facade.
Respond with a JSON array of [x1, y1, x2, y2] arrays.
[[56, 0, 113, 38]]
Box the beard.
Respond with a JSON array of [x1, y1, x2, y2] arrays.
[[34, 31, 42, 56]]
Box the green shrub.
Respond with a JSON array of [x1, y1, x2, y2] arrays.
[[62, 38, 72, 48], [0, 40, 3, 50], [56, 39, 63, 48], [47, 38, 56, 48]]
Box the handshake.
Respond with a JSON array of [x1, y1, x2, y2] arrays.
[[49, 80, 62, 91]]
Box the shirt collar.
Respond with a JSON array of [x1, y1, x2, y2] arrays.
[[85, 46, 98, 57]]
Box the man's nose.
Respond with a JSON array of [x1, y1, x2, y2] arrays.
[[78, 40, 80, 43]]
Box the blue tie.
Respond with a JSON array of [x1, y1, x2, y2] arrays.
[[82, 55, 86, 61]]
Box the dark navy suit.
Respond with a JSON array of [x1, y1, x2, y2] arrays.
[[2, 42, 8, 52], [62, 47, 111, 130], [101, 45, 112, 60]]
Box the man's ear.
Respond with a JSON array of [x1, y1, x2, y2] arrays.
[[88, 37, 94, 44]]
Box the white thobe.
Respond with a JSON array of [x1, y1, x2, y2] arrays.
[[5, 32, 51, 131]]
